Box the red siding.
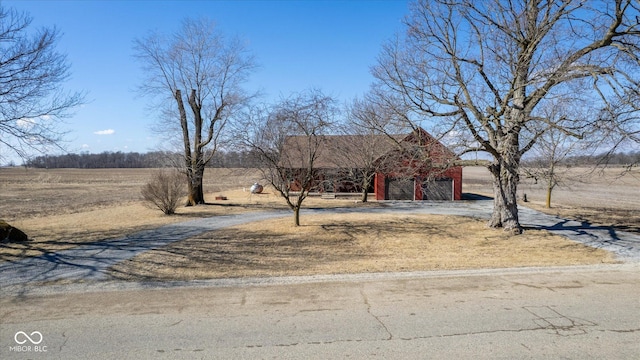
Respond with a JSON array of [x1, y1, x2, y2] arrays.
[[446, 166, 463, 200], [414, 180, 422, 200], [373, 166, 463, 201], [374, 172, 385, 200]]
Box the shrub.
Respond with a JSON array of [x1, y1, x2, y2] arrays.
[[141, 169, 187, 215], [0, 220, 29, 243]]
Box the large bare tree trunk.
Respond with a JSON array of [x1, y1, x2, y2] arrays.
[[487, 159, 522, 235], [486, 84, 526, 234], [487, 120, 523, 234], [186, 165, 206, 206]]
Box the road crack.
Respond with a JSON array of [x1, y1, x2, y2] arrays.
[[59, 331, 69, 352], [606, 328, 640, 333], [523, 306, 597, 336], [360, 288, 393, 340]]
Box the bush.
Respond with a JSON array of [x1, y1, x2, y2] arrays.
[[141, 169, 187, 215], [0, 220, 29, 243]]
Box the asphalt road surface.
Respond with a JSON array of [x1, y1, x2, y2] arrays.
[[1, 264, 639, 359]]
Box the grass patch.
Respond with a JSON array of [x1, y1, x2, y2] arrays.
[[109, 213, 617, 281]]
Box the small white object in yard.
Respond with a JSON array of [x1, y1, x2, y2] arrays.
[[250, 183, 263, 194]]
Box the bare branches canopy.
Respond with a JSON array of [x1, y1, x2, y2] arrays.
[[0, 4, 84, 160], [237, 89, 338, 226], [134, 17, 256, 205], [374, 0, 640, 233]]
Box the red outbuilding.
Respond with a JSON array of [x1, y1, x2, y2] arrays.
[[371, 128, 462, 201], [281, 127, 462, 201]]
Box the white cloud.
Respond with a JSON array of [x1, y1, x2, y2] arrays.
[[81, 144, 90, 149], [94, 129, 115, 135], [16, 116, 53, 131], [16, 118, 37, 130]]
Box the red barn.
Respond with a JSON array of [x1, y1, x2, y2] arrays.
[[371, 128, 462, 201], [282, 127, 462, 201]]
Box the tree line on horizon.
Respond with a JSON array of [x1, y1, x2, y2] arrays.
[[20, 149, 640, 170], [20, 150, 262, 169]]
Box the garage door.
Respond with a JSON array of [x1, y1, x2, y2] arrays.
[[386, 178, 414, 200], [422, 178, 453, 200]]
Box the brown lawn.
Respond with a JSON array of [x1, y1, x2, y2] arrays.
[[109, 213, 617, 281]]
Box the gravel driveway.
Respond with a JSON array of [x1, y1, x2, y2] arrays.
[[1, 200, 639, 290]]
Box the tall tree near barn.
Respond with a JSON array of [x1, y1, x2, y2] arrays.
[[0, 4, 84, 161], [134, 18, 255, 205], [374, 0, 640, 233]]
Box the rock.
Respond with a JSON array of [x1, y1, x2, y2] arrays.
[[0, 220, 29, 243]]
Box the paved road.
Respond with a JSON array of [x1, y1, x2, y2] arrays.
[[1, 264, 639, 359], [1, 201, 639, 292]]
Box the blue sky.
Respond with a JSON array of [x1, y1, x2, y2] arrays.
[[4, 0, 409, 160]]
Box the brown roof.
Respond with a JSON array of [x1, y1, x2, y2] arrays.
[[281, 128, 458, 169]]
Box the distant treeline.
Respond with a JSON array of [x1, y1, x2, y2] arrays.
[[523, 150, 640, 167], [23, 150, 261, 169], [24, 149, 639, 169]]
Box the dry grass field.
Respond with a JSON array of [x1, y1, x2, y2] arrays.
[[0, 168, 262, 221], [0, 165, 635, 276]]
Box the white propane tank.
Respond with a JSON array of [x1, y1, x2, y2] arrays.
[[250, 183, 263, 194]]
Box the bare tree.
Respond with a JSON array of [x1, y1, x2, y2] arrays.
[[134, 18, 256, 206], [238, 90, 337, 226], [0, 4, 84, 161], [521, 101, 587, 208], [374, 0, 640, 233], [593, 90, 640, 169], [341, 88, 462, 201], [334, 95, 406, 202], [523, 131, 583, 209]]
